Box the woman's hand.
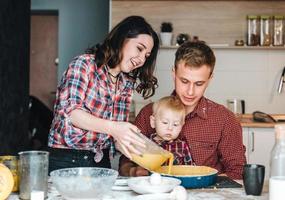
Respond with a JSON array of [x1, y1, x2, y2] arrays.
[[110, 121, 146, 159], [70, 109, 146, 159]]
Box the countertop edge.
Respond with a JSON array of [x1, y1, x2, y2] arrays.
[[239, 114, 285, 128]]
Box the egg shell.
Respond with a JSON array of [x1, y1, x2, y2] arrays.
[[149, 173, 162, 185]]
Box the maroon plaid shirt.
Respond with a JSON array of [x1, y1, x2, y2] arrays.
[[135, 96, 246, 179], [150, 133, 194, 165], [48, 54, 135, 162]]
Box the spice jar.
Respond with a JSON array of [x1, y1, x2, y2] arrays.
[[260, 15, 271, 46], [273, 15, 284, 46], [247, 15, 260, 46]]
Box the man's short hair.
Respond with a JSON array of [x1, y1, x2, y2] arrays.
[[174, 41, 216, 75]]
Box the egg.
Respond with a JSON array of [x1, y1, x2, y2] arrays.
[[170, 186, 188, 200], [149, 173, 162, 185]]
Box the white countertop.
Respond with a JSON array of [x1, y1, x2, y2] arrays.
[[8, 180, 269, 200]]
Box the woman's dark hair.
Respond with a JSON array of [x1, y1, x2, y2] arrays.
[[86, 16, 159, 99]]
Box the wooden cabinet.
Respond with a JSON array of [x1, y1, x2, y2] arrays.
[[242, 127, 275, 180]]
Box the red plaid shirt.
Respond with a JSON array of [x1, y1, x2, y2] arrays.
[[135, 96, 246, 179], [48, 54, 134, 162], [150, 133, 194, 165]]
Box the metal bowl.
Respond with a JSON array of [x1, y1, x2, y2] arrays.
[[154, 165, 218, 188], [50, 167, 118, 199]]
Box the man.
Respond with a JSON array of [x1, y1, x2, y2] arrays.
[[119, 41, 246, 179]]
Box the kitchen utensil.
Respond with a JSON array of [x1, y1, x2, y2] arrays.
[[277, 66, 285, 93], [207, 176, 242, 188], [18, 151, 49, 200], [131, 133, 173, 171], [127, 176, 181, 194], [50, 167, 118, 199], [226, 99, 245, 114], [153, 165, 218, 188], [243, 164, 265, 196], [253, 111, 276, 123]]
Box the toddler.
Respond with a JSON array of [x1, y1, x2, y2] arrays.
[[150, 96, 194, 165]]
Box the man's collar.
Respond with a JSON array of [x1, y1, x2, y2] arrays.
[[187, 97, 208, 120], [170, 91, 208, 120]]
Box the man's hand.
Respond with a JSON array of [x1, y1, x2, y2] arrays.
[[119, 155, 149, 177], [129, 166, 149, 176]]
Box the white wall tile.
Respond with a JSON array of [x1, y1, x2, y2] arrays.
[[214, 49, 269, 71], [134, 48, 285, 115]]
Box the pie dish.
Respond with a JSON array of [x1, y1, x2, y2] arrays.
[[153, 165, 218, 188]]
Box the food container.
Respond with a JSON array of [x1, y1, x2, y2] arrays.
[[0, 155, 19, 192], [50, 167, 118, 199], [260, 15, 271, 46], [247, 15, 260, 46], [273, 15, 284, 46], [18, 151, 49, 200], [131, 133, 173, 171], [154, 165, 218, 188]]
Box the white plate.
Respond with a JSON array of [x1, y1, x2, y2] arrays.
[[114, 178, 128, 186], [112, 178, 131, 191], [127, 176, 181, 194], [111, 185, 131, 191]]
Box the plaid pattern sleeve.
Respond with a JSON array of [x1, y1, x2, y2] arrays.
[[48, 54, 134, 162]]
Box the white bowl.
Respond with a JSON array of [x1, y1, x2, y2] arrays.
[[127, 176, 181, 194], [50, 167, 118, 199]]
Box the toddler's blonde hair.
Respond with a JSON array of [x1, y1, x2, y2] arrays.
[[152, 96, 186, 122]]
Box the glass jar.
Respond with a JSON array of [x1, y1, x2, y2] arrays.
[[269, 124, 285, 200], [260, 15, 271, 46], [273, 15, 284, 46], [247, 15, 260, 46]]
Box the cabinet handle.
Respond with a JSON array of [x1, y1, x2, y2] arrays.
[[251, 131, 255, 152]]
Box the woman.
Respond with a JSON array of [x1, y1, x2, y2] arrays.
[[48, 16, 159, 172]]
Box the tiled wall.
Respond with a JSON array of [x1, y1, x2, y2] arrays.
[[133, 48, 285, 115]]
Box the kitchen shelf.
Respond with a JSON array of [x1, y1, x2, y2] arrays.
[[160, 45, 285, 50]]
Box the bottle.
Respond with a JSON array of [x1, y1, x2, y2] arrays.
[[269, 124, 285, 200], [260, 15, 271, 46], [273, 15, 284, 46], [247, 15, 260, 46]]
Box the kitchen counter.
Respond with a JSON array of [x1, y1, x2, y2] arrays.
[[8, 179, 269, 200], [239, 114, 285, 128]]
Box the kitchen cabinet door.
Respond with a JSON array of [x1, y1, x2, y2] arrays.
[[243, 127, 275, 180], [242, 127, 249, 161]]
